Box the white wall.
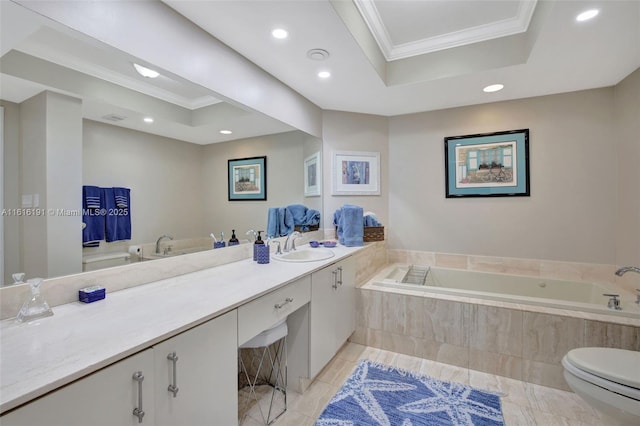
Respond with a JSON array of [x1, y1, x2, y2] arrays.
[[322, 111, 389, 232], [388, 88, 617, 264]]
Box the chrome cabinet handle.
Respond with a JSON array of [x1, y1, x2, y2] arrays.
[[274, 297, 293, 309], [332, 267, 343, 289], [167, 352, 179, 397], [132, 371, 145, 423]]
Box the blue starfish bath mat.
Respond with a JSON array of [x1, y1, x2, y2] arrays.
[[315, 360, 504, 426]]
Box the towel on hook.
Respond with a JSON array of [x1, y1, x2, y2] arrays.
[[104, 187, 131, 242], [82, 185, 104, 247]]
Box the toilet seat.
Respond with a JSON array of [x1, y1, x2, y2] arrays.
[[562, 348, 640, 401]]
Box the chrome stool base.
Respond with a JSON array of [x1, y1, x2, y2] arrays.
[[239, 319, 287, 425]]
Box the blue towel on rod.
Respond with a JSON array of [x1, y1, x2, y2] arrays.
[[287, 204, 308, 225], [304, 209, 321, 226], [82, 185, 104, 247], [104, 187, 131, 242], [266, 208, 279, 238], [338, 205, 364, 247], [113, 187, 129, 209]]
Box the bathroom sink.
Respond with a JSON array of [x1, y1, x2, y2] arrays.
[[273, 248, 335, 263]]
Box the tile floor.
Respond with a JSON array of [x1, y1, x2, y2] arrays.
[[239, 342, 606, 425]]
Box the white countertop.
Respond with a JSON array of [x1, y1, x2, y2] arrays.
[[0, 244, 363, 413]]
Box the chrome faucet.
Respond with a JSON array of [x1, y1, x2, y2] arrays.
[[155, 234, 173, 254], [245, 229, 257, 243], [284, 231, 302, 252], [615, 266, 640, 276]]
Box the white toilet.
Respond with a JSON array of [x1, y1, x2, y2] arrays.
[[562, 347, 640, 425]]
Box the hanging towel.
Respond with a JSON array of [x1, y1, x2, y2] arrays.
[[82, 185, 105, 247], [113, 187, 130, 209], [339, 204, 364, 247], [104, 187, 131, 242], [303, 209, 321, 226], [266, 208, 280, 238], [279, 207, 295, 236]]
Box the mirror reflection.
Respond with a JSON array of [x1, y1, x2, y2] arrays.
[[1, 22, 322, 284]]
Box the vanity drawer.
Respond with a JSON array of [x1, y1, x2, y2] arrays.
[[238, 275, 311, 346]]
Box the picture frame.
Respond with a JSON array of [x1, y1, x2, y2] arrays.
[[444, 129, 529, 198], [228, 156, 267, 201], [332, 150, 380, 195], [304, 151, 321, 197]]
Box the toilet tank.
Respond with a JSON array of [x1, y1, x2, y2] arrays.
[[82, 252, 131, 272]]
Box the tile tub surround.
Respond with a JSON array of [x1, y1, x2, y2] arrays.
[[353, 283, 640, 391], [388, 249, 639, 296], [0, 230, 326, 320]]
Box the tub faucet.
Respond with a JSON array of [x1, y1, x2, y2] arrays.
[[603, 294, 622, 310], [155, 234, 173, 254], [614, 266, 640, 276], [284, 231, 302, 252]]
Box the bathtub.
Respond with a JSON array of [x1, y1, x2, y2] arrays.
[[370, 264, 640, 319]]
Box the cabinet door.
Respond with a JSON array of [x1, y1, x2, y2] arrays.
[[310, 257, 357, 378], [2, 349, 155, 426], [310, 262, 339, 377], [334, 257, 356, 345], [154, 310, 238, 426]]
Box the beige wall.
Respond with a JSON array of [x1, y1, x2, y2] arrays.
[[614, 68, 640, 267], [322, 110, 389, 233], [83, 120, 206, 253], [201, 131, 314, 239], [388, 88, 618, 264]]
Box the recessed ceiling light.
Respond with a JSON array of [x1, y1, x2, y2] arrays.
[[318, 71, 331, 79], [133, 63, 160, 79], [576, 9, 599, 22], [483, 84, 504, 93], [271, 28, 288, 39], [143, 117, 154, 123], [220, 130, 232, 135]]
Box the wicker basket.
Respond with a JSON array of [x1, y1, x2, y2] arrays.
[[294, 224, 319, 232], [363, 226, 384, 242], [334, 226, 385, 242]]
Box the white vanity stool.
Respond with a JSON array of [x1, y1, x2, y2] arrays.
[[239, 318, 288, 425]]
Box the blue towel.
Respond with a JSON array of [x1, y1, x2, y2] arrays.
[[279, 207, 295, 236], [339, 205, 364, 247], [266, 208, 279, 238], [304, 209, 321, 226], [82, 185, 104, 247], [364, 214, 381, 227], [113, 187, 129, 209], [104, 187, 131, 242], [287, 204, 308, 225]]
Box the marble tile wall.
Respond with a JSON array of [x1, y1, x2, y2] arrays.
[[387, 249, 638, 296], [351, 287, 640, 391]]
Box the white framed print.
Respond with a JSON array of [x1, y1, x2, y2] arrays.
[[304, 151, 321, 197], [331, 150, 380, 195]]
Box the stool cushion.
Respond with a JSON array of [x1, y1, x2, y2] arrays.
[[240, 318, 288, 349]]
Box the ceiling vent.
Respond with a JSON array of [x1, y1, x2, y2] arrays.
[[307, 49, 330, 61], [101, 114, 126, 122]]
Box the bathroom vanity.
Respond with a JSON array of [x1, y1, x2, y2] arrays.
[[0, 245, 362, 425]]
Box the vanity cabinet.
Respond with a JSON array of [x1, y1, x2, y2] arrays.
[[2, 348, 157, 426], [309, 257, 355, 378], [2, 310, 238, 426]]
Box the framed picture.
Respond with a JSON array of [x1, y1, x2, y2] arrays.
[[332, 150, 380, 195], [444, 129, 530, 198], [304, 152, 321, 197], [228, 156, 267, 201]]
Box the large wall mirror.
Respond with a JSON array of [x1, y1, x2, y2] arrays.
[[0, 12, 322, 284]]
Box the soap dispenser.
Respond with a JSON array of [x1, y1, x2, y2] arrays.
[[253, 231, 265, 261], [228, 229, 240, 246], [16, 278, 54, 323]]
